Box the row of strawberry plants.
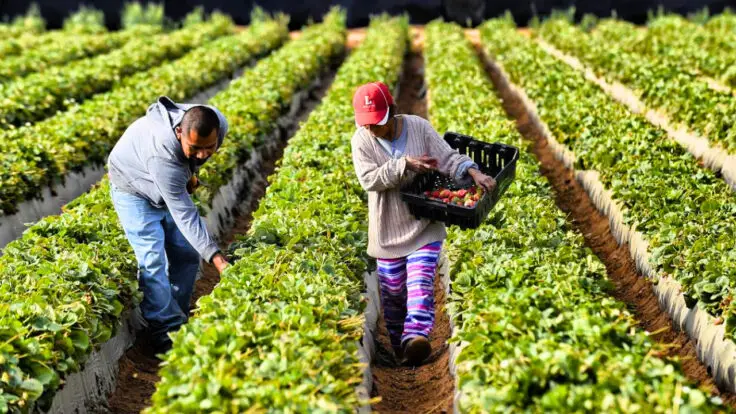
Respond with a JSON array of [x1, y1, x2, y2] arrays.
[[486, 19, 736, 339], [0, 24, 162, 82], [0, 31, 59, 58], [596, 15, 736, 88], [537, 18, 736, 154], [0, 13, 45, 40], [195, 14, 346, 208], [704, 9, 736, 34], [0, 14, 233, 128], [146, 15, 408, 413], [425, 19, 722, 412], [0, 18, 287, 217], [0, 17, 293, 413]]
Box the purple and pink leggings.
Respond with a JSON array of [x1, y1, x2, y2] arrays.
[[376, 241, 442, 351]]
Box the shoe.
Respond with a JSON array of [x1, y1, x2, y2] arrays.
[[402, 336, 431, 366]]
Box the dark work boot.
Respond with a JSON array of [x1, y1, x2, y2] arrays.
[[402, 336, 431, 366]]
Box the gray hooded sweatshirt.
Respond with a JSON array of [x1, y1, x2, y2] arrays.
[[108, 96, 228, 262]]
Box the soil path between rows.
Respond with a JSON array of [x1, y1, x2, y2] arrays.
[[468, 35, 736, 407], [369, 32, 455, 413], [102, 63, 338, 414]]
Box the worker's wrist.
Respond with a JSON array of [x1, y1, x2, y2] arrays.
[[209, 251, 223, 264]]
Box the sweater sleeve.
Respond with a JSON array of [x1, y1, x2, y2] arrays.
[[147, 156, 220, 262], [351, 133, 408, 192], [423, 119, 474, 178]]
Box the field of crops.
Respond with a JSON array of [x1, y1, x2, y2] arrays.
[[1, 3, 736, 413]]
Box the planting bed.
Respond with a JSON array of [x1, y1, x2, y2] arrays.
[[3, 7, 736, 414], [479, 16, 736, 402]]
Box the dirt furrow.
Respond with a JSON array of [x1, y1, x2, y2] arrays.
[[470, 39, 736, 407], [369, 40, 455, 413]]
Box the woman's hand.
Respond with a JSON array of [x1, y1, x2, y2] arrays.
[[469, 168, 497, 192], [406, 155, 438, 173]]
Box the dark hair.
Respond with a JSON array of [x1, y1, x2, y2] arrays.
[[388, 103, 399, 119], [181, 106, 220, 137]]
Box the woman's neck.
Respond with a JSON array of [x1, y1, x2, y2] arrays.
[[386, 116, 401, 142]]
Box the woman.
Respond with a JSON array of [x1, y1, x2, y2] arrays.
[[350, 81, 496, 365]]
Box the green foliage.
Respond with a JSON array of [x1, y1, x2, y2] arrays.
[[500, 19, 736, 338], [0, 18, 288, 413], [0, 15, 232, 128], [62, 5, 107, 35], [147, 14, 409, 413], [538, 18, 736, 153], [121, 2, 165, 29], [182, 6, 205, 27], [0, 25, 161, 83], [428, 19, 723, 412], [704, 8, 736, 32], [196, 12, 344, 207], [0, 3, 45, 39]]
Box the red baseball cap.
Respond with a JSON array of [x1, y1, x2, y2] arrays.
[[353, 81, 394, 127]]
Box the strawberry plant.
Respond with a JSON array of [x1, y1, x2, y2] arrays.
[[0, 14, 312, 412], [0, 14, 233, 128], [0, 5, 45, 40], [196, 11, 346, 207], [538, 18, 736, 154], [486, 18, 736, 339], [427, 19, 722, 411], [704, 9, 736, 34], [595, 15, 736, 88], [0, 25, 162, 83], [146, 14, 408, 412], [0, 32, 58, 58], [0, 19, 288, 217]]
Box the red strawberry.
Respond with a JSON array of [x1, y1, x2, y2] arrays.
[[431, 190, 441, 198]]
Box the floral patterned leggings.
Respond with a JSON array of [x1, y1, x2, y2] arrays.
[[376, 241, 442, 351]]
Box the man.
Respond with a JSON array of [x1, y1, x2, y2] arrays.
[[108, 96, 230, 353]]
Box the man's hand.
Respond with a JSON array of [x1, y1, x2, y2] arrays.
[[406, 155, 438, 173], [212, 253, 230, 274], [187, 175, 199, 194], [469, 168, 497, 192]]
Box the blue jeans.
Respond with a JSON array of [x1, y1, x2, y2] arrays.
[[110, 184, 201, 347]]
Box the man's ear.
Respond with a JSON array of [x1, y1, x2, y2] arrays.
[[175, 126, 183, 141]]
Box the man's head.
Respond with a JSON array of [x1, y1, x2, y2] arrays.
[[175, 106, 220, 162]]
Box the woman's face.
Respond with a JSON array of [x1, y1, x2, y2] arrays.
[[365, 122, 391, 139]]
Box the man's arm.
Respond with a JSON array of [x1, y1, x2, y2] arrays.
[[147, 156, 229, 271]]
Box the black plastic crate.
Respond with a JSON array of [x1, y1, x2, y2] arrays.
[[400, 131, 519, 229]]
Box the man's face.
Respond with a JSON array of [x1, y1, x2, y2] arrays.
[[176, 126, 218, 162]]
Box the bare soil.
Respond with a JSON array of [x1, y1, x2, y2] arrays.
[[472, 43, 736, 407], [102, 67, 337, 414], [347, 28, 366, 50], [371, 274, 455, 413], [369, 50, 455, 414]]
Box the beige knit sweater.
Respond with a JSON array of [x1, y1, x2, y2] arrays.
[[351, 115, 474, 259]]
